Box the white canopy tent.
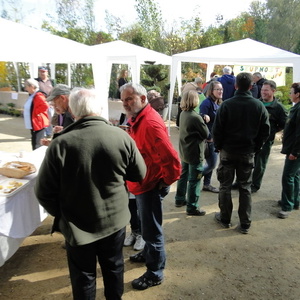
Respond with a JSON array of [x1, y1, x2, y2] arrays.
[[90, 40, 172, 118], [169, 38, 300, 119], [0, 18, 91, 86], [0, 19, 172, 119]]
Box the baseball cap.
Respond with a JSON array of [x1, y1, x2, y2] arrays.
[[38, 66, 48, 72], [47, 84, 71, 102]]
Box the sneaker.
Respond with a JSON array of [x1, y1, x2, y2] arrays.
[[214, 212, 232, 228], [277, 210, 290, 219], [175, 201, 187, 207], [124, 232, 136, 246], [132, 274, 163, 290], [237, 225, 250, 234], [133, 234, 145, 251], [186, 209, 206, 216], [129, 251, 146, 263], [203, 185, 219, 193]]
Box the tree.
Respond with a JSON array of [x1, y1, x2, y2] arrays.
[[266, 0, 300, 52], [248, 0, 269, 42], [134, 0, 165, 52]]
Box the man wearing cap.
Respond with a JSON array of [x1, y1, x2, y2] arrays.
[[47, 84, 74, 131], [35, 66, 55, 96], [217, 66, 236, 100], [40, 84, 74, 146], [35, 66, 55, 137]]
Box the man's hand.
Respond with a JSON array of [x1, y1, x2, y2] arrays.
[[288, 154, 298, 160]]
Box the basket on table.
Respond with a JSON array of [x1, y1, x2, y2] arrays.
[[0, 161, 36, 179]]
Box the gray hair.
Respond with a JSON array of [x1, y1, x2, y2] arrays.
[[223, 66, 232, 74], [25, 78, 39, 89], [119, 82, 148, 103], [69, 88, 102, 118], [253, 72, 263, 78]]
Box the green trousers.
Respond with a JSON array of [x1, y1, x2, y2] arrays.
[[175, 161, 203, 212], [252, 140, 273, 191], [281, 156, 300, 211]]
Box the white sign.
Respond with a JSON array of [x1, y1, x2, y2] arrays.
[[11, 92, 18, 100], [233, 65, 286, 86]]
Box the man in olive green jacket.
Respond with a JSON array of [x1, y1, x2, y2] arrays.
[[35, 88, 146, 300]]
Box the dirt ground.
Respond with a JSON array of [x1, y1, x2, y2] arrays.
[[1, 114, 300, 300]]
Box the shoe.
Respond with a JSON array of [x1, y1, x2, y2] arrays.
[[124, 232, 136, 246], [237, 225, 250, 234], [214, 212, 232, 228], [132, 274, 163, 290], [278, 200, 299, 210], [186, 209, 206, 216], [277, 210, 290, 219], [232, 182, 239, 189], [203, 185, 219, 193], [175, 201, 186, 207], [129, 251, 146, 263], [251, 186, 258, 193], [133, 234, 145, 251]]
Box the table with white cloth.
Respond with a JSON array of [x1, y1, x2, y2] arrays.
[[0, 146, 48, 267]]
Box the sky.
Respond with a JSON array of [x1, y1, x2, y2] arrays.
[[11, 0, 265, 31]]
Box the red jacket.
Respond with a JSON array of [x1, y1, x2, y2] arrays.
[[31, 92, 49, 131], [127, 104, 181, 195]]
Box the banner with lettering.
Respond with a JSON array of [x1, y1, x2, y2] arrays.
[[233, 65, 286, 86]]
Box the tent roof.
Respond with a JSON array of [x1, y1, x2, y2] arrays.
[[91, 40, 171, 65], [173, 38, 300, 66], [0, 18, 91, 64]]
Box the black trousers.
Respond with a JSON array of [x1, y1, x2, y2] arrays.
[[217, 150, 254, 227], [66, 228, 125, 300], [30, 128, 45, 150]]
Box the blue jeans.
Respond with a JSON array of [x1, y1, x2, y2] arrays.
[[175, 161, 204, 212], [281, 156, 300, 211], [217, 150, 254, 227], [135, 185, 170, 281], [203, 141, 218, 186]]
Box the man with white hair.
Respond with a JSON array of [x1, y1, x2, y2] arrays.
[[217, 66, 236, 100], [35, 87, 147, 300]]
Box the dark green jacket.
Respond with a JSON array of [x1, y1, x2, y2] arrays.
[[179, 110, 209, 164], [213, 90, 270, 154], [281, 102, 300, 157], [260, 98, 287, 142], [35, 116, 146, 246]]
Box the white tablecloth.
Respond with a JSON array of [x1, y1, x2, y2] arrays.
[[0, 146, 48, 267]]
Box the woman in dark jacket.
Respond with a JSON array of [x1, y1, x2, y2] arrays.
[[175, 90, 209, 215], [24, 79, 49, 150], [116, 69, 128, 99], [200, 81, 223, 193]]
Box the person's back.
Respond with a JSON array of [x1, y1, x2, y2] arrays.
[[213, 72, 270, 235], [214, 92, 269, 154], [35, 88, 146, 300]]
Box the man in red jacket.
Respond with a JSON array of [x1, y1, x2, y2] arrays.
[[120, 82, 181, 290]]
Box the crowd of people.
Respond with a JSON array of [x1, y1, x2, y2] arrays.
[[18, 65, 300, 299]]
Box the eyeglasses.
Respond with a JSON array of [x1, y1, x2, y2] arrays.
[[213, 89, 223, 91]]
